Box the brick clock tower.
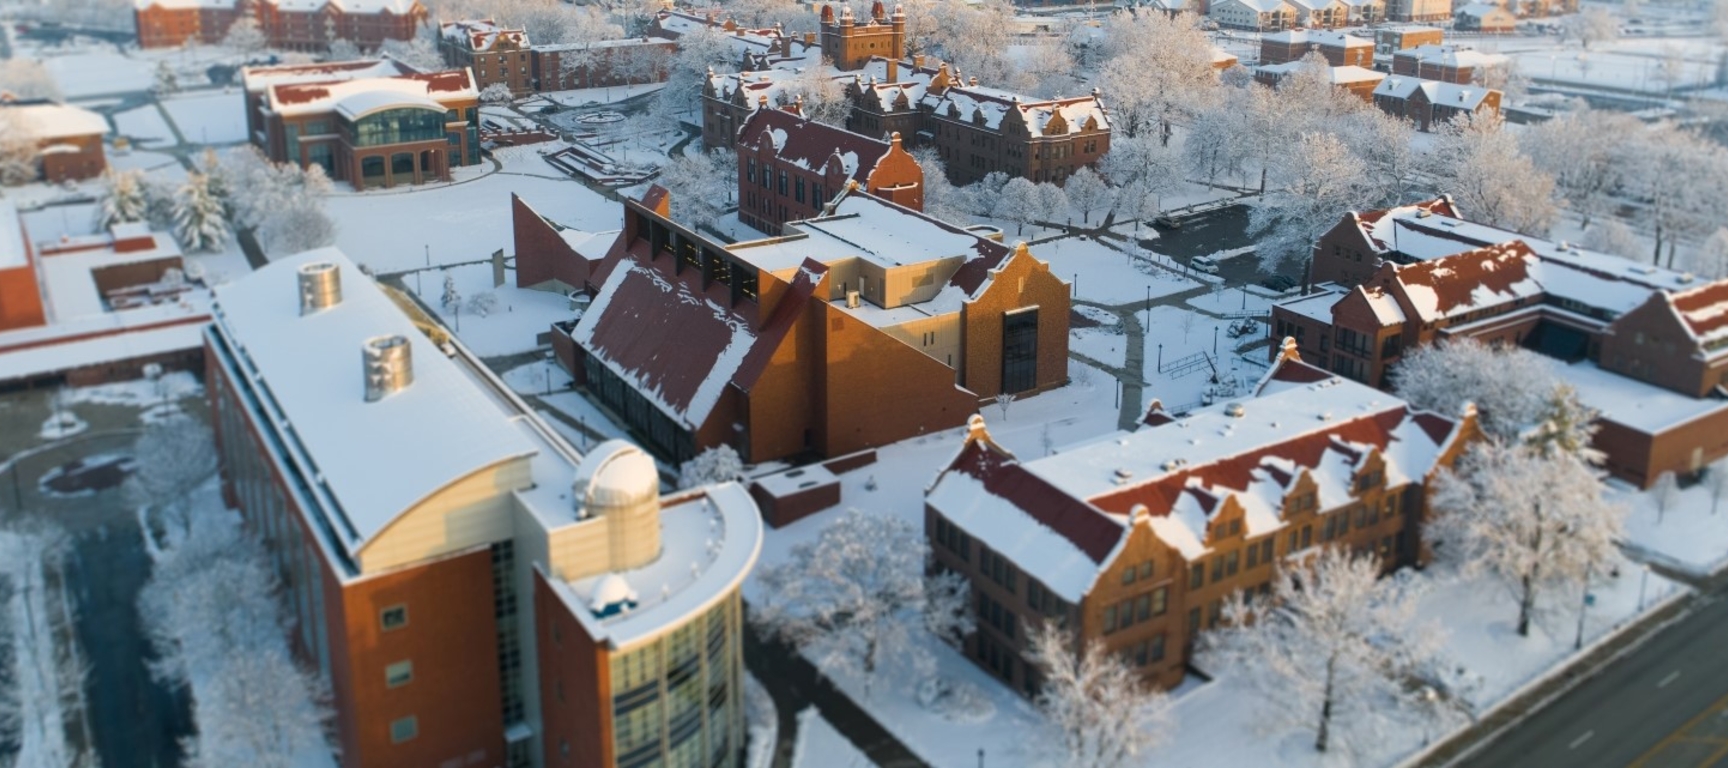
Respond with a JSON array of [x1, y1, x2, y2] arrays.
[[818, 1, 904, 71]]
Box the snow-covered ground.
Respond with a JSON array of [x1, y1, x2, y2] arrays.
[[1616, 476, 1728, 574], [0, 531, 85, 768], [410, 262, 576, 357], [1036, 235, 1203, 306], [40, 48, 154, 98], [1497, 36, 1726, 93], [791, 707, 885, 768], [160, 90, 248, 145], [530, 82, 665, 108], [114, 104, 176, 148]]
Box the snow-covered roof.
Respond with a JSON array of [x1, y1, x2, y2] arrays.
[[266, 70, 476, 118], [1373, 76, 1494, 109], [209, 249, 539, 558], [737, 107, 892, 185], [1456, 3, 1509, 16], [922, 85, 1109, 137], [1534, 357, 1728, 434], [36, 228, 183, 321], [0, 102, 109, 140], [137, 0, 419, 8], [570, 259, 758, 430], [1228, 0, 1296, 12], [1257, 62, 1385, 85], [930, 357, 1461, 601], [133, 0, 231, 9], [0, 202, 25, 271], [1395, 44, 1509, 69], [1272, 284, 1347, 323], [439, 19, 529, 51], [729, 186, 1002, 276], [551, 483, 762, 650], [241, 58, 415, 94]]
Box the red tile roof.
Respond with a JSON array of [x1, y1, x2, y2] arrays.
[[737, 107, 890, 183], [1389, 239, 1538, 319], [947, 438, 1122, 563]]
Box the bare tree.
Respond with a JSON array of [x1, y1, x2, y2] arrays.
[[1202, 547, 1441, 754], [180, 648, 332, 768], [1427, 113, 1557, 236], [1028, 622, 1173, 768], [1649, 471, 1681, 525], [1562, 8, 1620, 50], [1583, 220, 1643, 261], [1094, 11, 1221, 143], [780, 63, 851, 127], [479, 82, 514, 104], [1520, 108, 1640, 230], [752, 509, 971, 699], [1249, 132, 1372, 274]]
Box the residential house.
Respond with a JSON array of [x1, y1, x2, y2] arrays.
[[1391, 44, 1510, 85], [1258, 30, 1375, 67], [1372, 76, 1500, 131], [924, 345, 1476, 694], [1210, 0, 1297, 30]]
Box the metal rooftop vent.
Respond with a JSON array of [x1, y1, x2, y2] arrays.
[[363, 334, 413, 402], [298, 261, 341, 315], [1225, 402, 1246, 418]]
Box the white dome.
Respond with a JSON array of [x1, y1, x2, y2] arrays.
[[589, 573, 639, 615], [578, 441, 660, 509]]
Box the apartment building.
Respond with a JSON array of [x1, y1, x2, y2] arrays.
[[135, 0, 426, 51], [925, 345, 1476, 694], [1371, 76, 1501, 131], [1258, 30, 1374, 67]]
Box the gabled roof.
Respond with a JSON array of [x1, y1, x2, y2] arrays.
[[921, 85, 1109, 136], [1373, 77, 1494, 109], [241, 58, 415, 94], [1389, 240, 1541, 322], [439, 18, 529, 51], [0, 102, 108, 140], [1668, 281, 1728, 349], [737, 107, 890, 183]]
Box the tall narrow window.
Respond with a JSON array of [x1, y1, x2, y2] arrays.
[[1001, 307, 1039, 395]]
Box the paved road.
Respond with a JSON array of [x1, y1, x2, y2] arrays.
[[1461, 588, 1728, 768]]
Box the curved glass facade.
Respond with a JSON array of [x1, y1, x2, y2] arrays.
[[608, 595, 744, 768], [345, 107, 447, 147]]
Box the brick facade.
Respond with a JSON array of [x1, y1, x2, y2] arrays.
[[736, 107, 924, 235], [135, 0, 426, 51]]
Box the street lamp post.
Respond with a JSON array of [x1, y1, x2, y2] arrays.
[[1157, 343, 1163, 373], [1574, 561, 1593, 650]]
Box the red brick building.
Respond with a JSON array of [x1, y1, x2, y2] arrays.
[[242, 60, 480, 189], [0, 100, 109, 184], [438, 19, 532, 95], [1272, 200, 1728, 487], [1372, 76, 1501, 131], [543, 184, 1069, 464], [135, 0, 426, 51], [0, 202, 44, 332], [1255, 62, 1386, 102], [1373, 25, 1445, 55], [530, 39, 676, 92], [735, 106, 924, 234], [206, 248, 761, 768], [1258, 30, 1374, 67], [925, 346, 1476, 694], [1391, 44, 1510, 85]]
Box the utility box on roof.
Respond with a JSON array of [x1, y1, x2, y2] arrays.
[[750, 464, 841, 528]]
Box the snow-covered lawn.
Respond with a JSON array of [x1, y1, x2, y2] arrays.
[[531, 82, 666, 107], [791, 707, 872, 768], [323, 153, 618, 274], [114, 104, 176, 148], [1502, 36, 1725, 92], [410, 262, 577, 357], [1069, 301, 1264, 415], [1034, 235, 1202, 306], [160, 90, 248, 145], [0, 531, 85, 768], [1616, 477, 1728, 574], [41, 49, 154, 98], [107, 149, 187, 181]]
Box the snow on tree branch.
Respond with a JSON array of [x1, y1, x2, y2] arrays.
[[1028, 621, 1172, 768], [678, 444, 746, 489], [1390, 338, 1559, 441]]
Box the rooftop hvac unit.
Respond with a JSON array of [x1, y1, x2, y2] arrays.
[[363, 334, 413, 402], [846, 290, 860, 309], [298, 261, 341, 315]]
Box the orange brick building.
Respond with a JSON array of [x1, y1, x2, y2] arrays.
[[1273, 199, 1728, 487], [735, 106, 924, 234], [206, 248, 761, 768], [1372, 76, 1501, 131], [925, 347, 1476, 694], [0, 203, 45, 332], [543, 184, 1069, 464], [1258, 30, 1374, 67], [135, 0, 426, 51]]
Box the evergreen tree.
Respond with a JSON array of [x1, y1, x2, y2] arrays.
[[96, 169, 150, 230], [173, 173, 232, 253], [153, 61, 180, 96]]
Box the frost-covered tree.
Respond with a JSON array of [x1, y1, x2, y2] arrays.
[[441, 273, 461, 310], [1680, 228, 1728, 281], [258, 203, 336, 256], [752, 509, 971, 698], [651, 25, 736, 125], [1028, 622, 1173, 768], [224, 16, 268, 56], [153, 61, 180, 97], [1100, 133, 1180, 216], [324, 39, 362, 62], [999, 177, 1041, 235], [1649, 471, 1680, 525], [1426, 113, 1557, 236], [1063, 167, 1112, 226], [1095, 11, 1220, 142], [553, 5, 627, 89], [1563, 8, 1619, 50], [1520, 109, 1640, 230], [780, 63, 851, 128], [910, 147, 966, 223], [380, 36, 444, 72], [1037, 182, 1071, 227], [0, 58, 63, 101], [1429, 438, 1626, 637], [124, 416, 218, 535], [1583, 220, 1642, 261], [1202, 547, 1440, 754], [479, 82, 515, 104], [1390, 338, 1559, 441], [181, 647, 331, 768], [173, 173, 232, 253], [1345, 108, 1419, 209], [678, 444, 745, 488], [0, 110, 39, 186], [1249, 132, 1372, 273], [96, 169, 151, 230], [659, 148, 735, 232], [465, 290, 499, 317], [1620, 124, 1728, 267]]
